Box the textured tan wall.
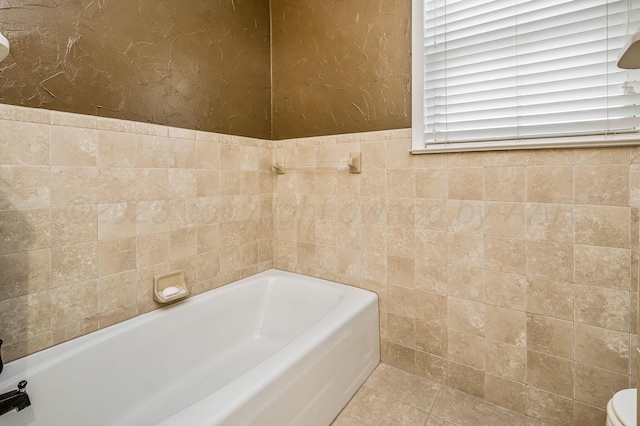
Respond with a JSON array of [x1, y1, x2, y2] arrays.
[[273, 131, 640, 425], [0, 0, 271, 139], [270, 0, 411, 140], [0, 105, 273, 362], [0, 1, 411, 140]]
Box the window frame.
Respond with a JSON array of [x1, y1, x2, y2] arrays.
[[410, 0, 640, 154]]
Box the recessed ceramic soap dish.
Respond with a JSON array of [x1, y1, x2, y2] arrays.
[[153, 270, 188, 304]]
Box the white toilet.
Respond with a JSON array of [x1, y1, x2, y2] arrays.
[[607, 388, 637, 426]]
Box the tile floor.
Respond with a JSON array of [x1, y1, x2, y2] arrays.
[[331, 363, 547, 426]]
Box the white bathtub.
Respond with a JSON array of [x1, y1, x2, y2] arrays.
[[0, 270, 380, 425]]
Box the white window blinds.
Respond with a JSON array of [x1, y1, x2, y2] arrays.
[[420, 0, 640, 149]]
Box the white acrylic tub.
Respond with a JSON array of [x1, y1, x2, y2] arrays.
[[0, 270, 380, 425]]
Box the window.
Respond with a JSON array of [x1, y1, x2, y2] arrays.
[[411, 0, 640, 153]]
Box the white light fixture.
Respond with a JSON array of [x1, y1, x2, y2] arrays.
[[0, 32, 9, 62], [618, 29, 640, 69]]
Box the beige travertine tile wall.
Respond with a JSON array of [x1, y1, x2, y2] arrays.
[[2, 102, 638, 425], [273, 129, 640, 426], [0, 104, 273, 362]]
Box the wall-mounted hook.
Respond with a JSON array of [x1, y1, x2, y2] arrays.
[[273, 159, 286, 174], [347, 152, 361, 174]]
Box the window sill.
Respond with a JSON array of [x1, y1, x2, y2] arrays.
[[410, 134, 640, 154]]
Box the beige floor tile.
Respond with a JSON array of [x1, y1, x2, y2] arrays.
[[332, 363, 551, 426], [425, 416, 458, 426], [331, 387, 428, 426], [430, 386, 545, 426], [363, 363, 441, 412]]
